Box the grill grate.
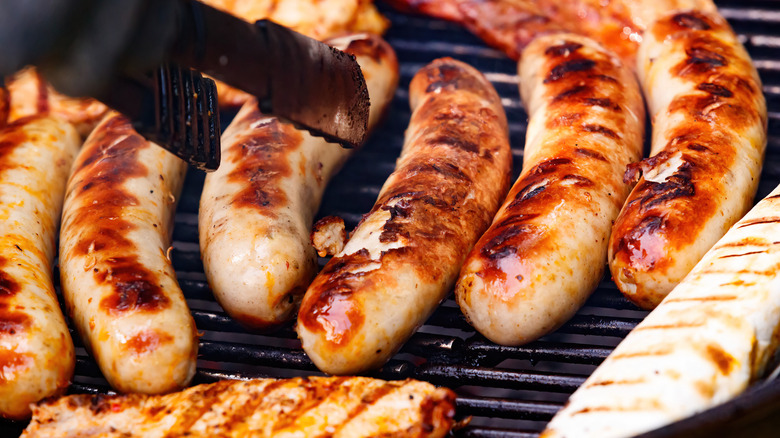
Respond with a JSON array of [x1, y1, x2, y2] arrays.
[[6, 0, 780, 436]]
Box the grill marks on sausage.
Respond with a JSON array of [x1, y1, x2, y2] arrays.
[[227, 116, 300, 215], [301, 59, 509, 348], [544, 59, 596, 83], [69, 115, 171, 315], [611, 10, 762, 276], [0, 257, 29, 339]]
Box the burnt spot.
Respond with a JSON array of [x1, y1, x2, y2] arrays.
[[89, 393, 121, 415], [561, 174, 594, 186], [673, 12, 712, 30], [0, 259, 30, 337], [697, 82, 733, 98], [584, 97, 621, 111], [582, 124, 618, 139], [673, 40, 729, 77], [544, 59, 596, 83], [687, 143, 713, 153], [639, 162, 696, 210], [342, 35, 388, 62], [514, 182, 549, 204], [98, 256, 171, 314], [430, 135, 480, 154], [34, 70, 49, 114], [552, 84, 590, 102], [545, 42, 583, 57], [530, 157, 571, 175], [227, 118, 300, 213], [480, 224, 538, 259], [575, 148, 607, 161]]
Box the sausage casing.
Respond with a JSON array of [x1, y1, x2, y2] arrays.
[[297, 58, 512, 374], [199, 34, 399, 330], [456, 33, 645, 346], [0, 116, 79, 419], [608, 10, 767, 309], [59, 113, 197, 394]]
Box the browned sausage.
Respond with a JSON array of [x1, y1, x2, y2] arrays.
[[456, 33, 645, 346], [297, 58, 512, 374], [608, 10, 767, 309]]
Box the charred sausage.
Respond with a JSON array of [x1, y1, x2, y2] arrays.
[[59, 113, 197, 394], [456, 33, 645, 346], [608, 10, 767, 309], [199, 34, 399, 330], [297, 58, 513, 374], [0, 116, 79, 419]]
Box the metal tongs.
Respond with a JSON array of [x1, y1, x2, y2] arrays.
[[0, 0, 370, 171]]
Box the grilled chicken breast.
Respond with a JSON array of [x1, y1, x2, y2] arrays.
[[22, 377, 456, 438], [542, 181, 780, 437]]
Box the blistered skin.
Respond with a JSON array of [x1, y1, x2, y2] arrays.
[[542, 183, 780, 438], [456, 34, 645, 346], [298, 58, 513, 375], [23, 376, 456, 438], [0, 116, 79, 419], [608, 10, 767, 309], [199, 34, 399, 330], [59, 113, 196, 394]]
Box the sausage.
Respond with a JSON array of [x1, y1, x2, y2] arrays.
[[297, 58, 513, 375], [199, 34, 399, 329], [23, 376, 456, 437], [608, 9, 767, 309], [455, 33, 645, 346], [59, 112, 197, 394], [541, 182, 780, 438], [0, 116, 79, 419], [6, 67, 108, 137]]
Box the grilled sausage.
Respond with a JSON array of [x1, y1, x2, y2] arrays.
[[199, 34, 399, 330], [608, 10, 767, 309], [23, 376, 456, 438], [59, 113, 196, 394], [297, 58, 513, 374], [6, 67, 108, 137], [0, 116, 79, 419], [542, 182, 780, 438], [456, 34, 645, 346]]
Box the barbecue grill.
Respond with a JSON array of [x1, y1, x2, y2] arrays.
[[4, 0, 780, 436]]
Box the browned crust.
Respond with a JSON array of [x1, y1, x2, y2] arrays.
[[609, 11, 766, 309], [67, 114, 173, 316], [299, 58, 511, 353], [456, 36, 643, 343]]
